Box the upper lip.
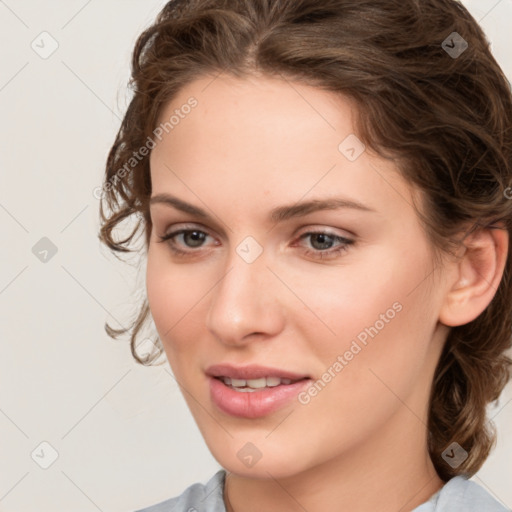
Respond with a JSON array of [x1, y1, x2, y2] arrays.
[[206, 364, 310, 381]]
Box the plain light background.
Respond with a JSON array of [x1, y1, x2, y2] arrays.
[[0, 1, 511, 511]]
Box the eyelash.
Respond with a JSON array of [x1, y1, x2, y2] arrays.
[[156, 227, 354, 261]]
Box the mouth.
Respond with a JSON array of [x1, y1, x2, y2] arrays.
[[214, 375, 309, 392], [206, 364, 312, 418], [206, 363, 310, 382]]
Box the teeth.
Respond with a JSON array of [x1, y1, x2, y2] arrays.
[[247, 378, 267, 388], [266, 377, 281, 387], [220, 376, 298, 389]]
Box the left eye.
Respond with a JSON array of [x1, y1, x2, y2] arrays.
[[296, 231, 354, 259], [301, 232, 345, 250]]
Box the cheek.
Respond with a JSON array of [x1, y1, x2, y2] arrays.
[[146, 249, 186, 342], [146, 248, 213, 357], [317, 263, 436, 410], [297, 240, 437, 381], [284, 256, 403, 353], [289, 270, 437, 456]]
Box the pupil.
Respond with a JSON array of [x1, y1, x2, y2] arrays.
[[312, 233, 333, 250], [185, 231, 205, 247]]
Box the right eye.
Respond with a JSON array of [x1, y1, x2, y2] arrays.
[[157, 228, 217, 256]]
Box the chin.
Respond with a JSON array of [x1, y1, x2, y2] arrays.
[[204, 434, 315, 480]]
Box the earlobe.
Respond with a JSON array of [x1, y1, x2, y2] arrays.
[[438, 224, 509, 328]]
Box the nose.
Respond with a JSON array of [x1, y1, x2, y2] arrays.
[[205, 246, 285, 347]]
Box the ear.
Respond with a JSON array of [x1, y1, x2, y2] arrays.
[[438, 223, 509, 327]]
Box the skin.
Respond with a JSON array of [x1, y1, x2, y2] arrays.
[[146, 72, 508, 512]]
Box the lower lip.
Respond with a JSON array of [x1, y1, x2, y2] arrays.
[[209, 376, 311, 419]]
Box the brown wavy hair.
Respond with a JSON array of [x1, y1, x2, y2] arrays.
[[98, 0, 512, 482]]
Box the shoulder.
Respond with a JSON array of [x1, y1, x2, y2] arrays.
[[413, 475, 511, 512], [134, 469, 227, 512]]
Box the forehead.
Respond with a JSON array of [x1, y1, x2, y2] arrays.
[[155, 72, 358, 147], [150, 72, 417, 225]]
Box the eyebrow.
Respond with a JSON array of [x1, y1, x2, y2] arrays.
[[149, 193, 376, 223]]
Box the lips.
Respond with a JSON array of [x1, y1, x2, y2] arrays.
[[206, 364, 312, 418], [205, 363, 310, 381]]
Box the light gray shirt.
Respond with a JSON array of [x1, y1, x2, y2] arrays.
[[134, 469, 511, 511]]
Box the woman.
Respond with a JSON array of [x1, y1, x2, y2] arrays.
[[99, 0, 512, 510]]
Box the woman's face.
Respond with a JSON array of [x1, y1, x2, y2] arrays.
[[146, 72, 451, 478]]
